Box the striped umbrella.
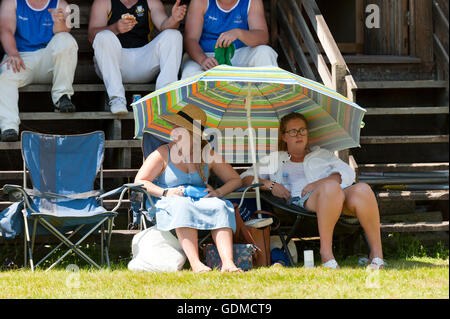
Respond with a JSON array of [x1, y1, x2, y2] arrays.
[[132, 65, 366, 210], [132, 65, 366, 158]]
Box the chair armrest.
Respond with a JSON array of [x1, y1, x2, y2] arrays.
[[1, 184, 38, 214], [238, 183, 264, 210], [99, 183, 155, 212]]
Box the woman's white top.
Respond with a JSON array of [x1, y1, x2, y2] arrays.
[[282, 161, 309, 197], [240, 146, 356, 192]]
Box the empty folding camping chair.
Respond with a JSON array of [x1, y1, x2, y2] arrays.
[[0, 131, 120, 271]]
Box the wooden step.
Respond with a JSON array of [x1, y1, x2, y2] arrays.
[[361, 177, 449, 185], [376, 190, 449, 201], [0, 169, 139, 180], [0, 139, 142, 150], [358, 163, 449, 172], [19, 112, 134, 121], [380, 221, 449, 232], [307, 55, 423, 65], [360, 135, 449, 144], [356, 80, 448, 90], [19, 83, 155, 92], [343, 55, 422, 64], [364, 106, 449, 115]]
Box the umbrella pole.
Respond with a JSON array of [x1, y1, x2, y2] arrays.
[[245, 84, 262, 212]]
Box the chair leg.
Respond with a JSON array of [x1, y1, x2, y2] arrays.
[[100, 223, 105, 265], [38, 217, 105, 270], [22, 210, 34, 271], [278, 215, 303, 267]]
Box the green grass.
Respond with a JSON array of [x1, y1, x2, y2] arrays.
[[0, 256, 448, 299]]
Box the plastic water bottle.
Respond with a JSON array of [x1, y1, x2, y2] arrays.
[[304, 250, 314, 268]]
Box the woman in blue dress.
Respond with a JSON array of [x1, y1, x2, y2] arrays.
[[135, 104, 243, 273]]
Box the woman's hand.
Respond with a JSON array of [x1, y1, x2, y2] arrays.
[[166, 186, 185, 197], [204, 186, 223, 198], [268, 182, 291, 201]]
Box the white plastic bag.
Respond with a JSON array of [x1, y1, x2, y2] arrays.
[[128, 226, 186, 272]]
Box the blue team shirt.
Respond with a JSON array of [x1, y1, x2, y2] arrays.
[[199, 0, 250, 53], [15, 0, 58, 52]]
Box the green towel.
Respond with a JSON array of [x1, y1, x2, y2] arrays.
[[214, 44, 235, 66]]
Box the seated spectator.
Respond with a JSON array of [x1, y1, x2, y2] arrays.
[[241, 112, 386, 270], [0, 0, 78, 142], [88, 0, 186, 115], [182, 0, 278, 79], [134, 104, 243, 273]]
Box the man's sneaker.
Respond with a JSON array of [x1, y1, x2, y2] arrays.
[[1, 129, 19, 142], [54, 95, 76, 113], [109, 96, 128, 115]]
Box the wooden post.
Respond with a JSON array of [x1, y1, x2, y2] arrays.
[[413, 0, 434, 63], [332, 63, 350, 164], [355, 0, 365, 55]]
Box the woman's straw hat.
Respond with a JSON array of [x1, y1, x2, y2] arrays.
[[160, 104, 207, 135]]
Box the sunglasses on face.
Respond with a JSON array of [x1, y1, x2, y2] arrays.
[[285, 128, 308, 137]]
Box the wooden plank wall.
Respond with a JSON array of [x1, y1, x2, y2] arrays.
[[364, 0, 410, 55]]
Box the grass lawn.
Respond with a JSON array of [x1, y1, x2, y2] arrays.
[[0, 256, 448, 299]]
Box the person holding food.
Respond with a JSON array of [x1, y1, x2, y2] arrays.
[[88, 0, 187, 115], [0, 0, 78, 141]]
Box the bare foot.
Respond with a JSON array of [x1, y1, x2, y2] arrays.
[[221, 261, 243, 273], [191, 261, 212, 273]]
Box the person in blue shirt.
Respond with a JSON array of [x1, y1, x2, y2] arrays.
[[0, 0, 78, 142], [182, 0, 278, 79]]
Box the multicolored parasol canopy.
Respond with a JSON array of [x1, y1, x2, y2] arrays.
[[132, 65, 366, 162]]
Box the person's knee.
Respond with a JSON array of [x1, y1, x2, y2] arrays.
[[318, 180, 345, 202], [346, 183, 377, 210], [51, 32, 78, 53], [93, 30, 120, 51], [157, 29, 183, 50], [251, 45, 278, 66]]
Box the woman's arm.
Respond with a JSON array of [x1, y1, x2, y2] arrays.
[[242, 175, 291, 201], [206, 152, 242, 197], [134, 145, 183, 197]]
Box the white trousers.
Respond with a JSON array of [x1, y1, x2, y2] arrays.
[[93, 29, 183, 99], [0, 32, 78, 132], [181, 45, 278, 79]]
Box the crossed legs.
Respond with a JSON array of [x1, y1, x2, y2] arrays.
[[304, 180, 383, 265]]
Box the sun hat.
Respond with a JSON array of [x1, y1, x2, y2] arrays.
[[159, 104, 207, 136]]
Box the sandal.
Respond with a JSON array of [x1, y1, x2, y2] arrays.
[[322, 259, 339, 269], [368, 257, 387, 270]]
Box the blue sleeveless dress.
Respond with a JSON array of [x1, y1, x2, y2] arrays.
[[153, 145, 236, 233]]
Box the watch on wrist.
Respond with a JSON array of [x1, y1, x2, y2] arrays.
[[269, 181, 276, 191], [162, 189, 168, 197]]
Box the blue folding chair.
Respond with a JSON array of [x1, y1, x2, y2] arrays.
[[1, 131, 119, 271]]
